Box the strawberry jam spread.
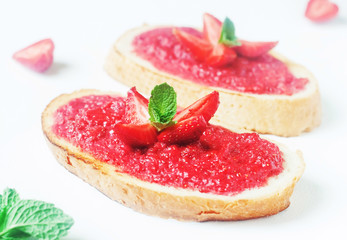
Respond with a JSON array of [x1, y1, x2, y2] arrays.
[[132, 27, 308, 95], [53, 95, 284, 196]]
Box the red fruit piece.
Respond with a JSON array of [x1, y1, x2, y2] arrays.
[[158, 116, 207, 145], [203, 13, 222, 45], [202, 13, 237, 66], [13, 39, 54, 72], [305, 0, 339, 22], [173, 91, 219, 123], [116, 123, 157, 147], [234, 40, 278, 58], [173, 28, 212, 61], [117, 87, 157, 147], [205, 44, 237, 67], [124, 87, 150, 124], [174, 27, 236, 66]]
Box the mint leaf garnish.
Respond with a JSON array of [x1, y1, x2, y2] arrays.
[[0, 188, 74, 240], [1, 189, 20, 208], [219, 17, 241, 46], [148, 83, 177, 131]]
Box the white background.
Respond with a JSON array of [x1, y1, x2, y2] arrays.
[[1, 0, 347, 239]]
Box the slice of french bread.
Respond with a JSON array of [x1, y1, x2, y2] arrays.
[[42, 89, 305, 221], [104, 25, 321, 137]]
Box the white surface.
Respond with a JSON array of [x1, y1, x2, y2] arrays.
[[1, 0, 347, 239]]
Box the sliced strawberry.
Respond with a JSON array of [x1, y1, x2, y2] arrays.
[[203, 14, 237, 66], [305, 0, 338, 22], [173, 28, 213, 61], [173, 91, 219, 123], [124, 87, 149, 124], [116, 87, 158, 147], [13, 39, 54, 72], [234, 40, 278, 58], [158, 116, 207, 145], [203, 13, 238, 66], [174, 27, 236, 66], [130, 86, 149, 106], [205, 44, 237, 67], [116, 123, 157, 147], [203, 13, 222, 45]]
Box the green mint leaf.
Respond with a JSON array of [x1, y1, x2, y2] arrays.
[[148, 83, 177, 131], [0, 188, 20, 234], [0, 209, 6, 236], [1, 189, 20, 209], [219, 17, 241, 46], [0, 189, 74, 240], [0, 229, 32, 239]]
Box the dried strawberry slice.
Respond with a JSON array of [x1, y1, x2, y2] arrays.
[[13, 39, 54, 72], [305, 0, 339, 22]]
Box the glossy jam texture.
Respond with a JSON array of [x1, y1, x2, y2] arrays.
[[132, 27, 308, 95], [53, 95, 284, 195]]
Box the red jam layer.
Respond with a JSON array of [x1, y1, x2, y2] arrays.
[[132, 27, 308, 95], [53, 95, 284, 195]]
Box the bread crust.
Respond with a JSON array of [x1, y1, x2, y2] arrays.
[[42, 90, 305, 221], [104, 25, 321, 137]]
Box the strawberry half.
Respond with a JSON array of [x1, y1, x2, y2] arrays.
[[205, 44, 237, 67], [305, 0, 339, 22], [13, 39, 54, 72], [173, 28, 212, 61], [158, 115, 207, 145], [174, 28, 237, 67], [116, 88, 157, 147], [203, 13, 222, 45], [173, 91, 219, 123], [234, 40, 278, 58], [116, 123, 157, 147], [124, 87, 150, 124]]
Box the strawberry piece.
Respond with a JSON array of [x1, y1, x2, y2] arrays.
[[124, 87, 150, 124], [203, 13, 222, 45], [305, 0, 338, 22], [117, 87, 158, 147], [116, 123, 157, 147], [174, 27, 236, 66], [173, 28, 212, 61], [173, 91, 219, 123], [13, 39, 54, 72], [158, 116, 207, 145], [203, 13, 237, 65], [205, 44, 237, 67], [234, 40, 278, 58]]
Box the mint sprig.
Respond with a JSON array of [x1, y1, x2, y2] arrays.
[[0, 188, 74, 240], [219, 17, 241, 47], [148, 83, 177, 131]]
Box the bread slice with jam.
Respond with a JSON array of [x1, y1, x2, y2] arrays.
[[42, 86, 305, 221], [104, 14, 321, 137]]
